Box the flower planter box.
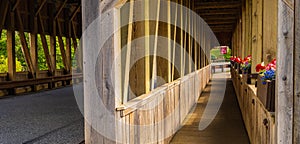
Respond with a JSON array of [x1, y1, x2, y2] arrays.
[[234, 63, 242, 74], [242, 73, 258, 85], [257, 75, 275, 112]]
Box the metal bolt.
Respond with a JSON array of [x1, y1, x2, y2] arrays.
[[283, 30, 288, 37], [282, 76, 287, 81]]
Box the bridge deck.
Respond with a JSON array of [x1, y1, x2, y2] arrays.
[[0, 87, 84, 144], [0, 73, 249, 144], [170, 73, 250, 144]]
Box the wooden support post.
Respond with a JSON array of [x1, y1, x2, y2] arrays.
[[294, 0, 300, 143], [30, 33, 38, 77], [241, 0, 246, 58], [66, 38, 72, 73], [262, 0, 278, 63], [145, 0, 151, 92], [251, 0, 263, 73], [0, 0, 9, 39], [54, 0, 67, 20], [122, 0, 134, 103], [39, 14, 53, 74], [182, 0, 187, 76], [171, 0, 178, 81], [49, 3, 56, 76], [180, 0, 184, 77], [151, 0, 161, 90], [188, 0, 192, 74], [16, 10, 35, 76], [167, 0, 172, 83], [57, 36, 68, 72], [35, 0, 46, 16], [50, 36, 56, 75], [276, 0, 295, 143], [30, 33, 38, 91], [7, 11, 15, 81]]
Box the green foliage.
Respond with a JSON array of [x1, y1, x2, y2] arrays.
[[211, 54, 217, 60], [0, 30, 76, 73], [223, 48, 232, 60], [210, 47, 232, 60], [0, 55, 23, 73]]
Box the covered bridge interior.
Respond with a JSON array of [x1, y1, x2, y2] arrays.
[[0, 0, 299, 144]]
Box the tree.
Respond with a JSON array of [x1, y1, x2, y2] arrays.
[[0, 29, 72, 73]]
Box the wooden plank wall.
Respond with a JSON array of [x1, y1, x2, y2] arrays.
[[83, 0, 213, 143], [231, 0, 278, 73], [231, 68, 275, 144], [117, 66, 210, 144], [231, 0, 300, 143], [277, 0, 297, 143]]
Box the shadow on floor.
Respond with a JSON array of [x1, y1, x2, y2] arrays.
[[170, 73, 250, 144]]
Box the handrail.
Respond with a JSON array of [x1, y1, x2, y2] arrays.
[[116, 65, 211, 117], [0, 73, 82, 90]]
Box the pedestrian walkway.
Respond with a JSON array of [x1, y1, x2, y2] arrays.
[[170, 73, 250, 144], [0, 87, 84, 144]]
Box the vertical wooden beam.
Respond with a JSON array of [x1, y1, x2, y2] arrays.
[[0, 0, 9, 39], [49, 3, 56, 75], [171, 0, 178, 81], [66, 38, 71, 73], [183, 0, 187, 75], [241, 0, 246, 58], [145, 0, 151, 92], [167, 0, 172, 83], [7, 11, 15, 81], [30, 16, 38, 78], [151, 0, 161, 89], [262, 0, 278, 63], [276, 0, 295, 143], [123, 0, 134, 103], [247, 0, 252, 55], [251, 0, 263, 73], [30, 33, 38, 78], [180, 0, 184, 76], [294, 0, 300, 143], [188, 0, 192, 73]]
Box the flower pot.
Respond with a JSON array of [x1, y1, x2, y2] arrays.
[[234, 62, 238, 69], [242, 67, 251, 74], [236, 64, 242, 74], [257, 75, 275, 112]]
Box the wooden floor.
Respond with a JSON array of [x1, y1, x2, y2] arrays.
[[170, 73, 250, 144]]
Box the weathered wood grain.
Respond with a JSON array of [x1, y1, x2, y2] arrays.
[[294, 0, 300, 143], [276, 0, 295, 143], [263, 0, 278, 63]]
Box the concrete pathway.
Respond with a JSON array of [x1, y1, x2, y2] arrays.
[[170, 73, 250, 144], [0, 87, 84, 144]]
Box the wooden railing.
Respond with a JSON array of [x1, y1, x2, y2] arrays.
[[231, 66, 275, 144], [115, 65, 211, 143], [0, 71, 82, 96]]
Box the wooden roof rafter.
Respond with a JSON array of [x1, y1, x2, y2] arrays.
[[193, 0, 242, 46]]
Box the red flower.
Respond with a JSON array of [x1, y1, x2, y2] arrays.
[[266, 63, 276, 71], [235, 57, 242, 63], [270, 58, 276, 65], [230, 56, 236, 61], [244, 55, 252, 61], [256, 63, 266, 72]]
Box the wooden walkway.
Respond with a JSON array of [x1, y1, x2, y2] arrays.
[[170, 73, 250, 144]]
